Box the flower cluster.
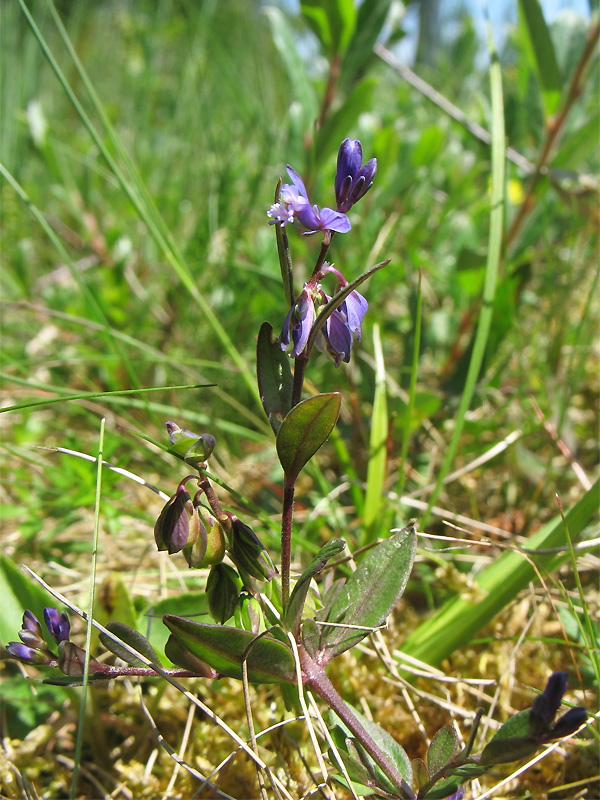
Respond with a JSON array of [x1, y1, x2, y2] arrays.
[[270, 139, 376, 365], [6, 608, 70, 667]]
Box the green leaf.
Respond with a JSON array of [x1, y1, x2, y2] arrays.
[[480, 709, 538, 765], [518, 0, 562, 116], [322, 524, 417, 659], [257, 322, 293, 434], [142, 591, 209, 663], [423, 764, 486, 800], [99, 622, 161, 668], [337, 705, 413, 791], [412, 758, 429, 790], [276, 393, 341, 482], [285, 538, 346, 635], [57, 641, 101, 677], [163, 635, 218, 678], [427, 724, 459, 775], [163, 616, 296, 684]]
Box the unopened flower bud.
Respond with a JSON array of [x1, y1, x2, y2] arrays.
[[235, 593, 265, 634], [6, 642, 57, 667], [44, 608, 70, 644], [206, 563, 240, 623], [165, 421, 216, 463], [183, 504, 226, 569], [230, 516, 277, 582], [154, 482, 194, 554], [548, 707, 588, 739], [22, 610, 43, 637]]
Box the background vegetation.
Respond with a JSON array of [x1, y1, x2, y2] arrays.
[[1, 1, 598, 798]]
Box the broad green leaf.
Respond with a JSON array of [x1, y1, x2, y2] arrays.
[[301, 618, 321, 658], [257, 322, 293, 434], [336, 704, 413, 790], [518, 0, 562, 116], [427, 724, 459, 775], [163, 616, 296, 684], [285, 538, 346, 635], [99, 622, 161, 668], [362, 324, 388, 544], [164, 635, 219, 678], [0, 554, 55, 649], [142, 591, 209, 663], [276, 393, 341, 482], [323, 524, 417, 659], [480, 709, 538, 765]]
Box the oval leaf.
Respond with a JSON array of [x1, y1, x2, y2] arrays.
[[322, 523, 417, 659], [99, 622, 161, 668], [427, 724, 459, 775], [257, 322, 293, 434], [276, 393, 341, 482], [163, 615, 296, 684]]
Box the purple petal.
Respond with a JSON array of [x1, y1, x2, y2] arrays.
[[296, 202, 323, 232], [291, 292, 315, 355], [335, 139, 362, 204], [279, 307, 294, 349], [23, 610, 42, 637], [286, 166, 309, 200], [549, 707, 588, 739], [532, 671, 568, 724], [318, 207, 351, 233], [326, 312, 353, 365], [343, 290, 368, 339]]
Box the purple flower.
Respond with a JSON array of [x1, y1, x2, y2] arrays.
[[335, 138, 377, 213], [268, 166, 351, 234], [314, 282, 368, 367], [279, 287, 316, 356]]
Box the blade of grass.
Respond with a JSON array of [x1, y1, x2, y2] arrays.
[[518, 0, 562, 118], [362, 324, 388, 544], [422, 24, 505, 526], [400, 477, 599, 669], [71, 417, 104, 800]]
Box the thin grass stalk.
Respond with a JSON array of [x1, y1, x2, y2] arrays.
[[422, 25, 505, 526], [71, 418, 104, 800]]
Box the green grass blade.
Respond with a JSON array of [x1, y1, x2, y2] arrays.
[[423, 24, 505, 526], [362, 324, 388, 544], [400, 478, 599, 669]]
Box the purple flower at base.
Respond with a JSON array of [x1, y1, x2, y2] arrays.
[[314, 286, 368, 367], [335, 138, 377, 213], [5, 642, 57, 667], [268, 166, 351, 235], [279, 287, 316, 356]]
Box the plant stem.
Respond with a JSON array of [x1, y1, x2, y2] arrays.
[[299, 646, 416, 800], [281, 478, 295, 607], [291, 353, 309, 407]]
